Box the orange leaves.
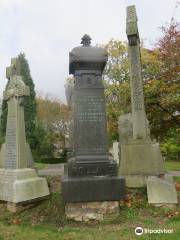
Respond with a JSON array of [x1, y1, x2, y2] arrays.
[[119, 190, 146, 209], [164, 210, 179, 219], [11, 218, 21, 225], [175, 182, 180, 192], [157, 22, 180, 68], [105, 24, 180, 143]]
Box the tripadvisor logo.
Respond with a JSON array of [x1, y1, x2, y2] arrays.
[[135, 227, 143, 236], [135, 226, 174, 235]]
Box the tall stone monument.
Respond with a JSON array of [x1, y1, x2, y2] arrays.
[[62, 35, 125, 221], [0, 58, 49, 211], [119, 6, 165, 187]]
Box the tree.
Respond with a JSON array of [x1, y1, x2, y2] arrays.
[[32, 121, 55, 160], [18, 53, 37, 147], [36, 94, 70, 158], [161, 128, 180, 161], [103, 40, 131, 144], [104, 21, 180, 148], [144, 21, 180, 140], [0, 53, 37, 148]]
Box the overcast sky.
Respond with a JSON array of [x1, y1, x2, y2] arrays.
[[0, 0, 179, 102]]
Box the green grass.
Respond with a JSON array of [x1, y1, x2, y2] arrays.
[[34, 162, 48, 170], [0, 219, 179, 240], [35, 161, 180, 171], [0, 184, 179, 240], [165, 161, 180, 171], [174, 176, 180, 183]]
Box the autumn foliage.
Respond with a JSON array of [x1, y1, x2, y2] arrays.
[[104, 22, 180, 159]]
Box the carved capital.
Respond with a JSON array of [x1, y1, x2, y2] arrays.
[[126, 5, 139, 45]]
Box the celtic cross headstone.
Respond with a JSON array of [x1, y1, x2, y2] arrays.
[[3, 58, 30, 168], [0, 58, 49, 209]]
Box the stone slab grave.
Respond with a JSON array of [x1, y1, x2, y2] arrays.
[[147, 175, 178, 208], [119, 6, 165, 188], [62, 35, 125, 221], [0, 58, 49, 212]]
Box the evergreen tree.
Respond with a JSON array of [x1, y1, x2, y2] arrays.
[[0, 95, 8, 141], [0, 53, 37, 148]]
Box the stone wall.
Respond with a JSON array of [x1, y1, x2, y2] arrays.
[[65, 201, 119, 221]]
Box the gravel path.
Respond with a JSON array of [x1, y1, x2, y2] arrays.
[[167, 171, 180, 177], [38, 164, 64, 176]]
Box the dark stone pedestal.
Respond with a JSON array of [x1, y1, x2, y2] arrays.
[[62, 35, 126, 206], [61, 176, 125, 203]]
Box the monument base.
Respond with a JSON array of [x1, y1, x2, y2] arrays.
[[61, 176, 125, 202], [7, 195, 49, 213], [0, 168, 49, 204], [119, 140, 165, 187], [121, 174, 150, 188], [65, 201, 119, 221]]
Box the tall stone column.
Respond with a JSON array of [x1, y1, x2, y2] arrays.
[[119, 6, 165, 187], [0, 58, 49, 211], [126, 6, 147, 139]]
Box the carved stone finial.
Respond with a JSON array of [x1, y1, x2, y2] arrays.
[[126, 5, 139, 46], [81, 34, 91, 46], [6, 58, 21, 80]]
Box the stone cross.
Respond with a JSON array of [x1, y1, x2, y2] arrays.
[[126, 5, 147, 139], [3, 58, 30, 169], [0, 58, 49, 208], [6, 58, 21, 80]]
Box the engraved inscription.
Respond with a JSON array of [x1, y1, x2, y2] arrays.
[[5, 118, 17, 168], [69, 161, 117, 177], [74, 92, 107, 154], [131, 47, 144, 110]]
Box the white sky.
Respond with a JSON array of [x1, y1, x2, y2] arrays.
[[0, 0, 179, 102]]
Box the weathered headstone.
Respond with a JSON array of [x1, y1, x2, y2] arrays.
[[119, 6, 165, 187], [62, 35, 125, 220], [147, 175, 178, 207], [0, 58, 49, 211]]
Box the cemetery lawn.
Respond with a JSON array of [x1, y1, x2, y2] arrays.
[[165, 161, 180, 171], [34, 162, 48, 169], [0, 219, 179, 240], [34, 161, 180, 171], [0, 180, 179, 240]]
